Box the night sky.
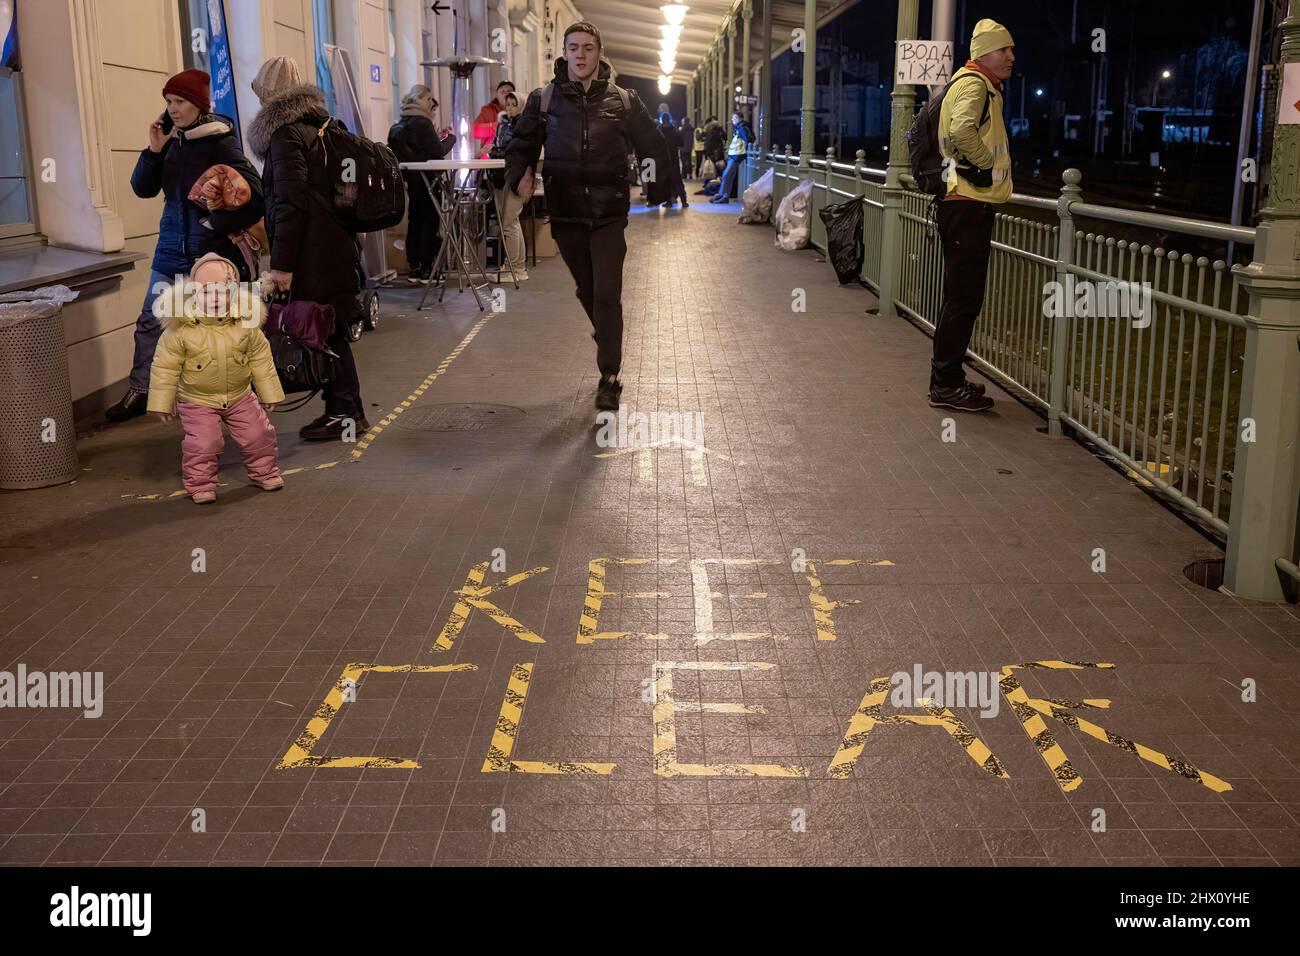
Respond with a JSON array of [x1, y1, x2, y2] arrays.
[[763, 0, 1267, 218]]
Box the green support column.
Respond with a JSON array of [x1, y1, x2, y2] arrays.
[[798, 0, 817, 166], [742, 0, 752, 119], [713, 44, 720, 122], [718, 31, 727, 123], [1224, 2, 1300, 601], [710, 48, 718, 121], [760, 0, 773, 152], [870, 0, 919, 316], [729, 16, 738, 115], [1047, 170, 1082, 437]]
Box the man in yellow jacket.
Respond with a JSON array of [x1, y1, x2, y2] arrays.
[[929, 18, 1015, 413]]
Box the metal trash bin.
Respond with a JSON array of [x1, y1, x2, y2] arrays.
[[0, 296, 79, 489]]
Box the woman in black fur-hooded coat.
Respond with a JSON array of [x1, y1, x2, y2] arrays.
[[247, 56, 367, 442]]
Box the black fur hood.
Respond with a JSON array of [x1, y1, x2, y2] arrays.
[[248, 84, 329, 160]]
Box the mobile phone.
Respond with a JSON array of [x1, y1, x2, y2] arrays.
[[159, 111, 174, 134]]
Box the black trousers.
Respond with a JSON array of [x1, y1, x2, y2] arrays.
[[932, 199, 995, 390], [404, 176, 442, 274], [666, 163, 688, 204], [324, 292, 365, 419], [551, 218, 628, 378], [678, 148, 692, 179]]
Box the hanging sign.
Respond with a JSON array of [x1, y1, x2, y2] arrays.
[[894, 39, 953, 86]]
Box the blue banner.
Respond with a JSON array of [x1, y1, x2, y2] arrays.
[[1, 0, 19, 71], [206, 0, 237, 130]]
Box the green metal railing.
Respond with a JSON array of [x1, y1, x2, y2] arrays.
[[743, 146, 1290, 588]]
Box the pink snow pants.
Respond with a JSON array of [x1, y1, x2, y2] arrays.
[[176, 391, 280, 495]]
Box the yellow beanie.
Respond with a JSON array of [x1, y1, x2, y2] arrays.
[[970, 18, 1014, 61]]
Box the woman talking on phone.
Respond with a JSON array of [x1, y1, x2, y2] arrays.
[[106, 69, 264, 424]]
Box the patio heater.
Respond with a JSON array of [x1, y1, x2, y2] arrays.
[[421, 0, 502, 181]]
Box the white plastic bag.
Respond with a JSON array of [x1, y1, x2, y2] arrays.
[[738, 168, 774, 224], [773, 179, 814, 251]]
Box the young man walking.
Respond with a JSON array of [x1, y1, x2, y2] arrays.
[[505, 21, 670, 411], [929, 18, 1015, 413]]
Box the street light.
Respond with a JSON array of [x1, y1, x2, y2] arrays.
[[1154, 69, 1173, 107]]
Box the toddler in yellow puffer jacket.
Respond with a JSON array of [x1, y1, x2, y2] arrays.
[[147, 252, 285, 503]]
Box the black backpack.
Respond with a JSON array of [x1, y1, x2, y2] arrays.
[[906, 75, 992, 197], [312, 119, 406, 233]]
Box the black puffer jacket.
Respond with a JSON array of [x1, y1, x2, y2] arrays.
[[386, 114, 455, 165], [506, 58, 670, 226], [658, 120, 682, 151], [130, 114, 263, 280], [248, 84, 360, 302]]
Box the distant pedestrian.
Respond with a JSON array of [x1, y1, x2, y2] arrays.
[[657, 112, 688, 208], [710, 112, 753, 203], [388, 84, 456, 284], [108, 69, 263, 424], [474, 80, 516, 156], [491, 93, 529, 280], [928, 18, 1015, 413], [677, 115, 694, 180], [248, 55, 369, 442], [702, 116, 725, 170]]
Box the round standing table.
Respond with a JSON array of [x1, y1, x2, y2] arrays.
[[399, 158, 518, 311]]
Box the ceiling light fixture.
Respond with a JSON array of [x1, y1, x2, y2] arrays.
[[661, 4, 689, 27]]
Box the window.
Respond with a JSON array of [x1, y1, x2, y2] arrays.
[[177, 0, 212, 73], [177, 1, 239, 130], [313, 0, 337, 114], [0, 68, 36, 239]]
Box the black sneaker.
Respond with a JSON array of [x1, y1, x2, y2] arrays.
[[595, 377, 623, 412], [963, 381, 987, 397], [105, 390, 148, 423], [299, 414, 372, 442], [928, 383, 994, 412]]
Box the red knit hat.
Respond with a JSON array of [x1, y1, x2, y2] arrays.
[[162, 69, 211, 114]]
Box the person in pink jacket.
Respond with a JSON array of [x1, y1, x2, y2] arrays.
[[147, 253, 286, 503]]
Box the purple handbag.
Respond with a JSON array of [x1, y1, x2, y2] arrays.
[[265, 298, 335, 350]]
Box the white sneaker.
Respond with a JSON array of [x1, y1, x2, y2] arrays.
[[513, 271, 529, 282]]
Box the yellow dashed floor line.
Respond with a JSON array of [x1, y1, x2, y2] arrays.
[[350, 312, 495, 460], [123, 314, 493, 501], [123, 458, 343, 502]]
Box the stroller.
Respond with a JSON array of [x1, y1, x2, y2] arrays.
[[344, 261, 380, 343]]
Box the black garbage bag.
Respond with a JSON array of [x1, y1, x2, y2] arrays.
[[818, 195, 866, 284]]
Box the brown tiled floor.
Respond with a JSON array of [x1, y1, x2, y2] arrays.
[[1, 199, 1298, 866]]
